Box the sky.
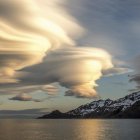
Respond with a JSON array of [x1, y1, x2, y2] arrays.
[[0, 0, 140, 114]]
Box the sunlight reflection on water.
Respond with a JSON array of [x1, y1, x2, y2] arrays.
[[0, 119, 139, 140]]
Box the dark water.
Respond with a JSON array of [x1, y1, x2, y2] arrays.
[[0, 119, 139, 140]]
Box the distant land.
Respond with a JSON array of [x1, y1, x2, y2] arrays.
[[38, 91, 140, 119], [0, 108, 48, 119]]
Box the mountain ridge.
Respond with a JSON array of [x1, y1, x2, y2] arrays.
[[38, 91, 140, 119]]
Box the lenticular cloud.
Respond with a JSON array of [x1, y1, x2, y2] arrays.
[[0, 0, 81, 83], [20, 47, 113, 98], [0, 0, 114, 98]]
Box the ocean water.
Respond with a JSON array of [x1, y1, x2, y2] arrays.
[[0, 119, 139, 140]]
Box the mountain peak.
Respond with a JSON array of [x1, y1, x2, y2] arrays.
[[51, 110, 62, 114], [38, 91, 140, 119]]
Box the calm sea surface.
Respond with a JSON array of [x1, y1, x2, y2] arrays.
[[0, 119, 139, 140]]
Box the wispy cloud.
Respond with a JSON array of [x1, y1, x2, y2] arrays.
[[0, 0, 82, 84], [129, 55, 140, 90], [9, 92, 58, 102], [0, 0, 131, 99], [9, 93, 42, 102], [66, 0, 140, 57]]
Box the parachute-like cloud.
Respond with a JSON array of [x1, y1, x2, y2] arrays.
[[0, 0, 82, 83], [19, 47, 113, 98], [0, 0, 125, 98]]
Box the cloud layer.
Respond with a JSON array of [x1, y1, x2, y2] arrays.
[[0, 0, 127, 98], [19, 47, 113, 98], [9, 93, 39, 102], [130, 55, 140, 90], [0, 0, 82, 83]]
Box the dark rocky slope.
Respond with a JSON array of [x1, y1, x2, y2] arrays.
[[38, 91, 140, 119]]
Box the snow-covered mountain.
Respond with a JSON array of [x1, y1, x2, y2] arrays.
[[38, 91, 140, 119], [67, 91, 140, 118]]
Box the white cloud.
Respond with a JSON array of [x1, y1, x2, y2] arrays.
[[9, 93, 33, 101], [0, 0, 130, 98], [0, 0, 82, 83], [19, 47, 113, 98]]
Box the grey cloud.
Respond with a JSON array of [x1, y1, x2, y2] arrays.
[[0, 84, 59, 96], [9, 93, 41, 102], [66, 0, 140, 57], [129, 55, 140, 90], [103, 67, 132, 76], [130, 74, 140, 90], [9, 93, 57, 102]]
